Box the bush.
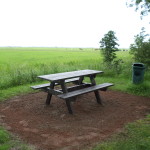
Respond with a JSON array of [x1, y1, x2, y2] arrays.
[[130, 28, 150, 66]]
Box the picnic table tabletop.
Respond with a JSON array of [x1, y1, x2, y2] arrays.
[[38, 69, 103, 82]]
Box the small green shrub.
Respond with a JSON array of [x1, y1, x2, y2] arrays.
[[130, 28, 150, 66]]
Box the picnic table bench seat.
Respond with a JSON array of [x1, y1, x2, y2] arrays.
[[31, 77, 80, 90], [58, 83, 114, 99]]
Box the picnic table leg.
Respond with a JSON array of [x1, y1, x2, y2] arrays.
[[79, 76, 84, 84], [65, 99, 73, 114], [60, 80, 73, 114], [90, 75, 103, 105], [46, 82, 55, 105]]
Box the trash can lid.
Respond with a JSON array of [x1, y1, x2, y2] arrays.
[[132, 63, 145, 68]]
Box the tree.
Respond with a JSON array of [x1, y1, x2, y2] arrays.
[[127, 0, 150, 17], [99, 30, 119, 64], [130, 28, 150, 65]]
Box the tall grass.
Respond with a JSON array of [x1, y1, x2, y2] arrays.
[[0, 47, 150, 98], [0, 48, 127, 88]]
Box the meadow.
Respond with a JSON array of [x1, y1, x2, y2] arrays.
[[0, 47, 150, 100], [0, 47, 150, 150]]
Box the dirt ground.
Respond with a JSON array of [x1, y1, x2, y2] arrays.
[[0, 90, 150, 150]]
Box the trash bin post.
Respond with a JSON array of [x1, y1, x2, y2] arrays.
[[132, 63, 145, 84]]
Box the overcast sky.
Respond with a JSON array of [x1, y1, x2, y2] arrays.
[[0, 0, 149, 48]]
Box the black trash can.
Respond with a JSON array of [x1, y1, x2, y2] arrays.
[[132, 63, 145, 84]]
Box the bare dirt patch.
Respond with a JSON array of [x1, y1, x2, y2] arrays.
[[0, 90, 150, 150]]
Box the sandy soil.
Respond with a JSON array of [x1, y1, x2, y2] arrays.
[[0, 90, 150, 150]]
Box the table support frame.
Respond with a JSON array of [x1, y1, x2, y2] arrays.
[[45, 75, 103, 114]]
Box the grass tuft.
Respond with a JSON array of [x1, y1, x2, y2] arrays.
[[126, 82, 150, 97], [0, 128, 10, 144], [0, 127, 34, 150]]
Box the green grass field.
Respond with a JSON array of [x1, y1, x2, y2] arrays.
[[0, 47, 102, 88], [0, 47, 150, 101], [0, 47, 150, 150]]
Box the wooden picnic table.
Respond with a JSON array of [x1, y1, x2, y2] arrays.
[[31, 69, 113, 114]]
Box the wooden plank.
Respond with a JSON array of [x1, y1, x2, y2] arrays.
[[38, 69, 103, 82], [78, 76, 84, 84], [31, 77, 80, 89], [64, 83, 92, 92], [59, 79, 74, 114], [58, 83, 114, 99], [46, 82, 55, 105], [89, 75, 102, 104], [46, 88, 63, 95], [31, 83, 51, 89]]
